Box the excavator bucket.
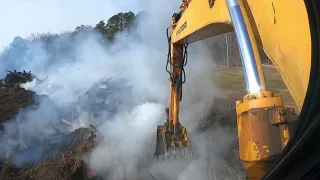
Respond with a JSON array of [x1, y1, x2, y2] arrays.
[[154, 123, 192, 159]]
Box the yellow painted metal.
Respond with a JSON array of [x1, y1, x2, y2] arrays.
[[171, 0, 311, 110], [236, 91, 285, 179], [169, 43, 183, 125], [236, 91, 284, 114]]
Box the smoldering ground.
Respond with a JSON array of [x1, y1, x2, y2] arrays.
[[0, 0, 243, 180]]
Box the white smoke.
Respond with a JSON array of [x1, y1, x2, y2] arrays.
[[0, 0, 242, 179]]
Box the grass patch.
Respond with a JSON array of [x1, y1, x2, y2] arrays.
[[213, 66, 296, 107]]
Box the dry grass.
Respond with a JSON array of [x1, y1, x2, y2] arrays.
[[0, 128, 97, 180]]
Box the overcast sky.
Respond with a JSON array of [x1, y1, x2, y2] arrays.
[[0, 0, 164, 51]]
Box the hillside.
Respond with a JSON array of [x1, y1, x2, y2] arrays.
[[0, 11, 154, 180], [0, 70, 99, 180]]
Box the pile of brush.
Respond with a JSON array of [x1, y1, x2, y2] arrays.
[[0, 70, 37, 125], [0, 70, 34, 88], [0, 70, 101, 180], [0, 128, 99, 180]]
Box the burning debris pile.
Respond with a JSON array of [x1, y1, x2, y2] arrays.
[[0, 70, 100, 180], [75, 78, 132, 127], [198, 97, 245, 179], [0, 128, 97, 180], [1, 70, 34, 88], [0, 70, 243, 180], [0, 70, 36, 125]]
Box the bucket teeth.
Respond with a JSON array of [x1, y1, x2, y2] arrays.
[[154, 123, 192, 160]]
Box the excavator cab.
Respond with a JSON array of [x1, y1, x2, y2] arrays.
[[154, 108, 192, 159]]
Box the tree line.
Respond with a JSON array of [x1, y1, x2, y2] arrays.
[[208, 32, 272, 68], [8, 11, 136, 49]]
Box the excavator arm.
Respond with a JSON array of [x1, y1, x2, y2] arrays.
[[155, 0, 320, 179], [154, 25, 192, 159]]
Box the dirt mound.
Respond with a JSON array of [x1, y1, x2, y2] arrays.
[[0, 70, 37, 129], [197, 97, 237, 132], [0, 70, 35, 117], [77, 78, 132, 120], [0, 70, 100, 180], [0, 128, 98, 180], [0, 87, 36, 125]]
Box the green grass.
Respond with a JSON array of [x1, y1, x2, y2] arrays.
[[213, 65, 296, 107]]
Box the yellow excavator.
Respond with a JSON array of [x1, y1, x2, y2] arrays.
[[154, 0, 320, 179]]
